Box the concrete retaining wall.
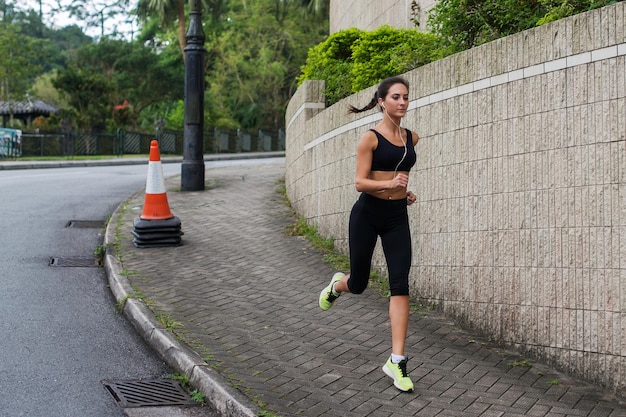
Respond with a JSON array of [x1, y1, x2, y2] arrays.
[[286, 3, 626, 395], [330, 0, 438, 33]]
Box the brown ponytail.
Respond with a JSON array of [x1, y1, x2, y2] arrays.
[[347, 76, 409, 114]]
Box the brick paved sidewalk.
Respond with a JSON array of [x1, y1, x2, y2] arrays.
[[114, 161, 626, 417]]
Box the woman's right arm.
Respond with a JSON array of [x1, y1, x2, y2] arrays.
[[355, 131, 401, 193]]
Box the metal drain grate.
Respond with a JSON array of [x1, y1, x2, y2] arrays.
[[65, 220, 104, 228], [48, 256, 100, 267], [102, 379, 198, 408]]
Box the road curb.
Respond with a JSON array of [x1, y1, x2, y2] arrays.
[[0, 152, 284, 170], [103, 196, 261, 417]]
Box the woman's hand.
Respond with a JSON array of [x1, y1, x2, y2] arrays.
[[388, 173, 409, 190], [406, 190, 416, 205]]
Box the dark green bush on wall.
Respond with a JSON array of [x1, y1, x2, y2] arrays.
[[350, 26, 442, 92], [297, 26, 444, 106], [428, 0, 622, 53], [297, 28, 364, 106]]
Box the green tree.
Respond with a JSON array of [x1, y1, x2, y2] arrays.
[[0, 0, 17, 23], [0, 3, 89, 73], [52, 66, 112, 130], [0, 0, 94, 87], [54, 39, 184, 130], [0, 24, 46, 125], [30, 72, 69, 109], [204, 0, 327, 130], [136, 0, 228, 62], [136, 0, 187, 61], [8, 7, 45, 37], [43, 24, 94, 60]]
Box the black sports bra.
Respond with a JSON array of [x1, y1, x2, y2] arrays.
[[370, 129, 416, 172]]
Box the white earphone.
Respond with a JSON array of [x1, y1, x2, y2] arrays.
[[382, 101, 406, 176]]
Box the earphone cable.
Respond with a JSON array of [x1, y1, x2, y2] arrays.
[[384, 107, 407, 178]]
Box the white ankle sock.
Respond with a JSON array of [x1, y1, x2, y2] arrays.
[[391, 354, 406, 364], [331, 283, 340, 296]]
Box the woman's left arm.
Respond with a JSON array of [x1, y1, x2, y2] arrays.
[[406, 130, 419, 205]]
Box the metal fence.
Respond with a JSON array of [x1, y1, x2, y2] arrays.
[[6, 127, 285, 159]]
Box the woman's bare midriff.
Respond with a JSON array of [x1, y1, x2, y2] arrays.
[[366, 170, 408, 201]]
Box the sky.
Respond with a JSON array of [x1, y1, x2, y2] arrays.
[[19, 0, 137, 40]]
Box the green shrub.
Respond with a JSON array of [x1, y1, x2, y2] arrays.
[[298, 26, 445, 106], [297, 28, 364, 105], [428, 0, 620, 52], [536, 0, 619, 25], [350, 25, 442, 91]]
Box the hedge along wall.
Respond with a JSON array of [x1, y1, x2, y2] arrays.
[[285, 3, 626, 395]]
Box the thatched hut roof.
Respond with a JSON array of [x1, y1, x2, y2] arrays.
[[0, 99, 58, 127], [0, 99, 58, 116]]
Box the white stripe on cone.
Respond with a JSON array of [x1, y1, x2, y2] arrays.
[[145, 160, 166, 194]]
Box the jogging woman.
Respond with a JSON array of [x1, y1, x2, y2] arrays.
[[318, 76, 419, 392]]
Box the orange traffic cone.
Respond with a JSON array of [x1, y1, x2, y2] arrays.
[[141, 140, 174, 220], [131, 140, 183, 248]]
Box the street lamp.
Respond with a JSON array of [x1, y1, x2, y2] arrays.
[[181, 0, 206, 191]]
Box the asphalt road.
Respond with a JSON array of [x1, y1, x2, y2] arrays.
[[0, 162, 218, 417]]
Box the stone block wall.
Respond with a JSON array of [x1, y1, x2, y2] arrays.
[[286, 4, 626, 394], [330, 0, 438, 33]]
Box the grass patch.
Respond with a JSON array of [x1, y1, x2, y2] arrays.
[[259, 412, 282, 417], [155, 311, 182, 332], [93, 244, 107, 265], [412, 301, 437, 316], [168, 373, 206, 404], [509, 359, 533, 368], [111, 201, 130, 263]]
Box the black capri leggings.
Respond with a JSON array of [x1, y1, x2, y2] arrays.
[[347, 193, 411, 296]]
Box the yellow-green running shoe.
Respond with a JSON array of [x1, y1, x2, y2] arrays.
[[318, 272, 344, 311], [383, 357, 414, 392]]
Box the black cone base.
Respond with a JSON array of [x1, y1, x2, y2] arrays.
[[132, 216, 183, 248]]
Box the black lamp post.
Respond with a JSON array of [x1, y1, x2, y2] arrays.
[[181, 0, 206, 191]]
